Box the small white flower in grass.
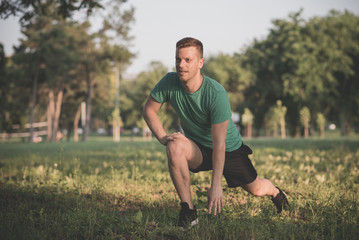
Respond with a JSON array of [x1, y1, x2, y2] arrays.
[[315, 174, 326, 183]]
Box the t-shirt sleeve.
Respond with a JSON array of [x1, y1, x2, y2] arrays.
[[150, 74, 170, 103], [210, 90, 232, 124]]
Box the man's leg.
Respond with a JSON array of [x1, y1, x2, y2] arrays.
[[242, 176, 279, 198], [242, 176, 289, 213], [166, 133, 203, 209]]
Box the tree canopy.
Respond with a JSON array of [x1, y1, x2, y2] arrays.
[[0, 0, 115, 22], [1, 8, 358, 141]]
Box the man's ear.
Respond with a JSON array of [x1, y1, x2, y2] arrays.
[[198, 58, 204, 69]]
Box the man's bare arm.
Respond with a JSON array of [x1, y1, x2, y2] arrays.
[[142, 95, 172, 145], [208, 120, 228, 215]]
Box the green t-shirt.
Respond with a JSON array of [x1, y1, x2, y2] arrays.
[[151, 72, 242, 152]]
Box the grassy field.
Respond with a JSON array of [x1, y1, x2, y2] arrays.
[[0, 136, 358, 239]]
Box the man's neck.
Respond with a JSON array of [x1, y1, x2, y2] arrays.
[[181, 74, 204, 93]]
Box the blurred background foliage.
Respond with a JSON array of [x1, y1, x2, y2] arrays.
[[0, 1, 358, 141]]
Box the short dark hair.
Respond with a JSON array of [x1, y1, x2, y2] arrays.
[[176, 37, 203, 58]]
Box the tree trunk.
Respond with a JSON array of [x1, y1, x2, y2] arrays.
[[66, 121, 72, 142], [47, 86, 64, 142], [339, 111, 352, 136], [53, 87, 64, 141], [113, 66, 121, 142], [113, 117, 120, 142], [74, 105, 81, 142], [340, 117, 351, 136], [47, 90, 55, 142], [280, 116, 286, 139], [304, 126, 309, 138], [341, 122, 351, 136], [246, 123, 252, 138], [320, 126, 325, 138], [273, 122, 278, 137], [295, 126, 301, 138], [29, 70, 39, 143], [265, 124, 270, 137], [83, 64, 92, 141]]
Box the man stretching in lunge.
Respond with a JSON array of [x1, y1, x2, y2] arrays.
[[142, 37, 289, 228]]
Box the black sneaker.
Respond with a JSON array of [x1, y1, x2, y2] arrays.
[[271, 187, 289, 214], [178, 202, 198, 228]]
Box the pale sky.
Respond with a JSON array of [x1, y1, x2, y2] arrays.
[[0, 0, 358, 74]]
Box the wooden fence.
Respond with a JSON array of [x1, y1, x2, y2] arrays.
[[0, 122, 48, 143]]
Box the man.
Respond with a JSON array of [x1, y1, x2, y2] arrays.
[[142, 37, 289, 228]]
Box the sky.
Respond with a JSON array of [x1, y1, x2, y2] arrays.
[[0, 0, 358, 75]]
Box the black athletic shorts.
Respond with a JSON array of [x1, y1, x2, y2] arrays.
[[190, 141, 258, 188]]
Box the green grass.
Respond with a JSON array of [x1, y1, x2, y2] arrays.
[[0, 136, 358, 239]]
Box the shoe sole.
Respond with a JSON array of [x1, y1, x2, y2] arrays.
[[281, 189, 289, 205], [179, 218, 199, 230], [190, 218, 199, 227]]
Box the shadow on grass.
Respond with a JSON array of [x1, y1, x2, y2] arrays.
[[0, 183, 184, 240], [1, 183, 358, 240]]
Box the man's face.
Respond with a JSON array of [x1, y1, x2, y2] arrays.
[[175, 46, 204, 82]]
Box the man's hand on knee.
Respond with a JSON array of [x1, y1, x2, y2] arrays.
[[160, 132, 186, 146], [160, 135, 174, 146]]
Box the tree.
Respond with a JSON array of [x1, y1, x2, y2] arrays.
[[1, 43, 34, 141], [202, 53, 254, 111], [120, 61, 171, 130], [269, 106, 280, 137], [241, 108, 254, 138], [0, 44, 7, 132], [242, 20, 293, 134], [316, 113, 326, 138], [273, 100, 287, 139], [77, 2, 135, 141], [242, 10, 359, 136], [23, 18, 83, 142], [300, 106, 311, 138], [8, 41, 38, 142], [0, 0, 104, 22], [321, 11, 359, 135], [2, 0, 135, 143], [282, 11, 359, 136], [5, 2, 88, 142], [91, 2, 135, 141], [263, 108, 274, 137]]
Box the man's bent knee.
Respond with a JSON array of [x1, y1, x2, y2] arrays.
[[166, 137, 202, 170], [166, 140, 187, 162]]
